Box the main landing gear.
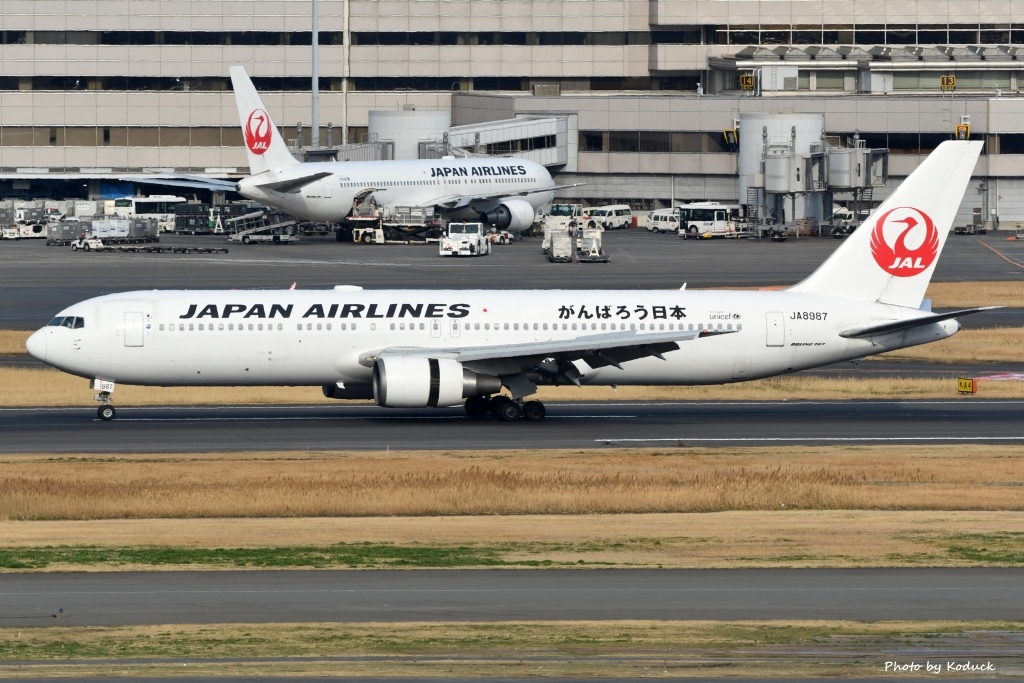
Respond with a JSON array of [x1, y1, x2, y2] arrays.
[[464, 395, 547, 422]]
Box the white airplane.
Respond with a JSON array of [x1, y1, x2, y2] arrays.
[[227, 66, 567, 233], [27, 141, 991, 422]]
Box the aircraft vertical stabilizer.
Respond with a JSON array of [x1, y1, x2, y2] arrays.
[[229, 66, 299, 175], [789, 140, 982, 308]]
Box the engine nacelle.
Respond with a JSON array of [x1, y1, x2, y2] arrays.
[[373, 357, 502, 408], [479, 198, 536, 233]]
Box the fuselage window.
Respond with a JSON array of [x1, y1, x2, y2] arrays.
[[533, 323, 538, 330], [601, 323, 606, 330], [698, 323, 704, 330], [630, 323, 636, 331], [306, 323, 312, 331], [370, 323, 376, 331], [419, 322, 424, 330], [159, 324, 165, 331], [198, 324, 205, 331], [474, 323, 480, 330], [188, 324, 194, 331], [484, 323, 490, 330], [340, 323, 347, 330], [504, 323, 509, 331], [688, 324, 693, 331], [727, 323, 732, 330], [513, 323, 519, 331], [179, 324, 185, 331], [228, 323, 234, 330], [260, 323, 266, 331], [639, 323, 645, 330], [352, 323, 357, 331], [542, 323, 548, 330], [571, 323, 577, 330], [390, 323, 396, 331], [296, 324, 302, 331], [737, 324, 742, 331], [72, 317, 85, 329], [398, 323, 404, 330], [316, 323, 322, 331], [47, 317, 65, 327]]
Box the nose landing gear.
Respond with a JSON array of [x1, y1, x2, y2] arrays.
[[92, 380, 118, 421]]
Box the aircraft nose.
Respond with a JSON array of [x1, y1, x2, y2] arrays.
[[25, 329, 47, 362]]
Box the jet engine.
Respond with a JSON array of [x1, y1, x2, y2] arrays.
[[479, 198, 536, 233], [373, 357, 502, 408]]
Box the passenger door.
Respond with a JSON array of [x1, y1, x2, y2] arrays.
[[124, 311, 145, 347], [765, 311, 785, 347]]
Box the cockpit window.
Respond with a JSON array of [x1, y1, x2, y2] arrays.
[[47, 316, 84, 329]]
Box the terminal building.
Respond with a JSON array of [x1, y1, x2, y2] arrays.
[[2, 1, 1024, 226]]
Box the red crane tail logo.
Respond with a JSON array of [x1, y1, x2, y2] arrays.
[[245, 109, 273, 156], [869, 207, 939, 277]]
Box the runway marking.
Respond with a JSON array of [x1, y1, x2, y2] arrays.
[[976, 239, 1024, 269], [600, 436, 1024, 443], [98, 415, 638, 423]]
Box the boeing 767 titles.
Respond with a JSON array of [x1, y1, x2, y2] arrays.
[[28, 141, 990, 421]]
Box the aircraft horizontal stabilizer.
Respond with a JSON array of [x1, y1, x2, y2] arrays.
[[839, 306, 1000, 339], [120, 175, 239, 192], [256, 171, 333, 194]]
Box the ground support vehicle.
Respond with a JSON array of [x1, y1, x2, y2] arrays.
[[548, 233, 574, 262], [647, 209, 679, 234], [577, 230, 609, 263], [71, 236, 227, 254], [350, 207, 442, 245], [677, 202, 745, 239], [226, 211, 299, 245], [585, 204, 632, 230], [488, 228, 514, 245], [440, 222, 490, 257], [541, 203, 584, 233]]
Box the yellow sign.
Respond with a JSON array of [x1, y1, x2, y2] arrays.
[[957, 378, 977, 394], [955, 123, 970, 140], [941, 75, 956, 91], [739, 74, 754, 90]]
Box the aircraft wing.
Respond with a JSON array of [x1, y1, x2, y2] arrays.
[[368, 327, 735, 380], [121, 174, 239, 192], [422, 182, 586, 210]]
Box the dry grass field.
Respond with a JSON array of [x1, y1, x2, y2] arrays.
[[4, 620, 1021, 678], [3, 446, 1023, 520]]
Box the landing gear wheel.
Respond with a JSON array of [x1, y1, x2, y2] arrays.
[[522, 400, 546, 422], [464, 395, 490, 418], [487, 396, 507, 415], [97, 405, 116, 421], [496, 399, 524, 422]]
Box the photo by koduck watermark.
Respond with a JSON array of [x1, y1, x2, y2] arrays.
[[884, 660, 996, 674]]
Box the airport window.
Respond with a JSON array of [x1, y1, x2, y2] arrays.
[[608, 131, 639, 153]]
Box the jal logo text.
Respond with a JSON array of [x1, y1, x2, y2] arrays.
[[869, 206, 939, 277], [245, 109, 273, 155]]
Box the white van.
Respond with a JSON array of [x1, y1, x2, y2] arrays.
[[585, 204, 632, 230], [646, 209, 679, 234]]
